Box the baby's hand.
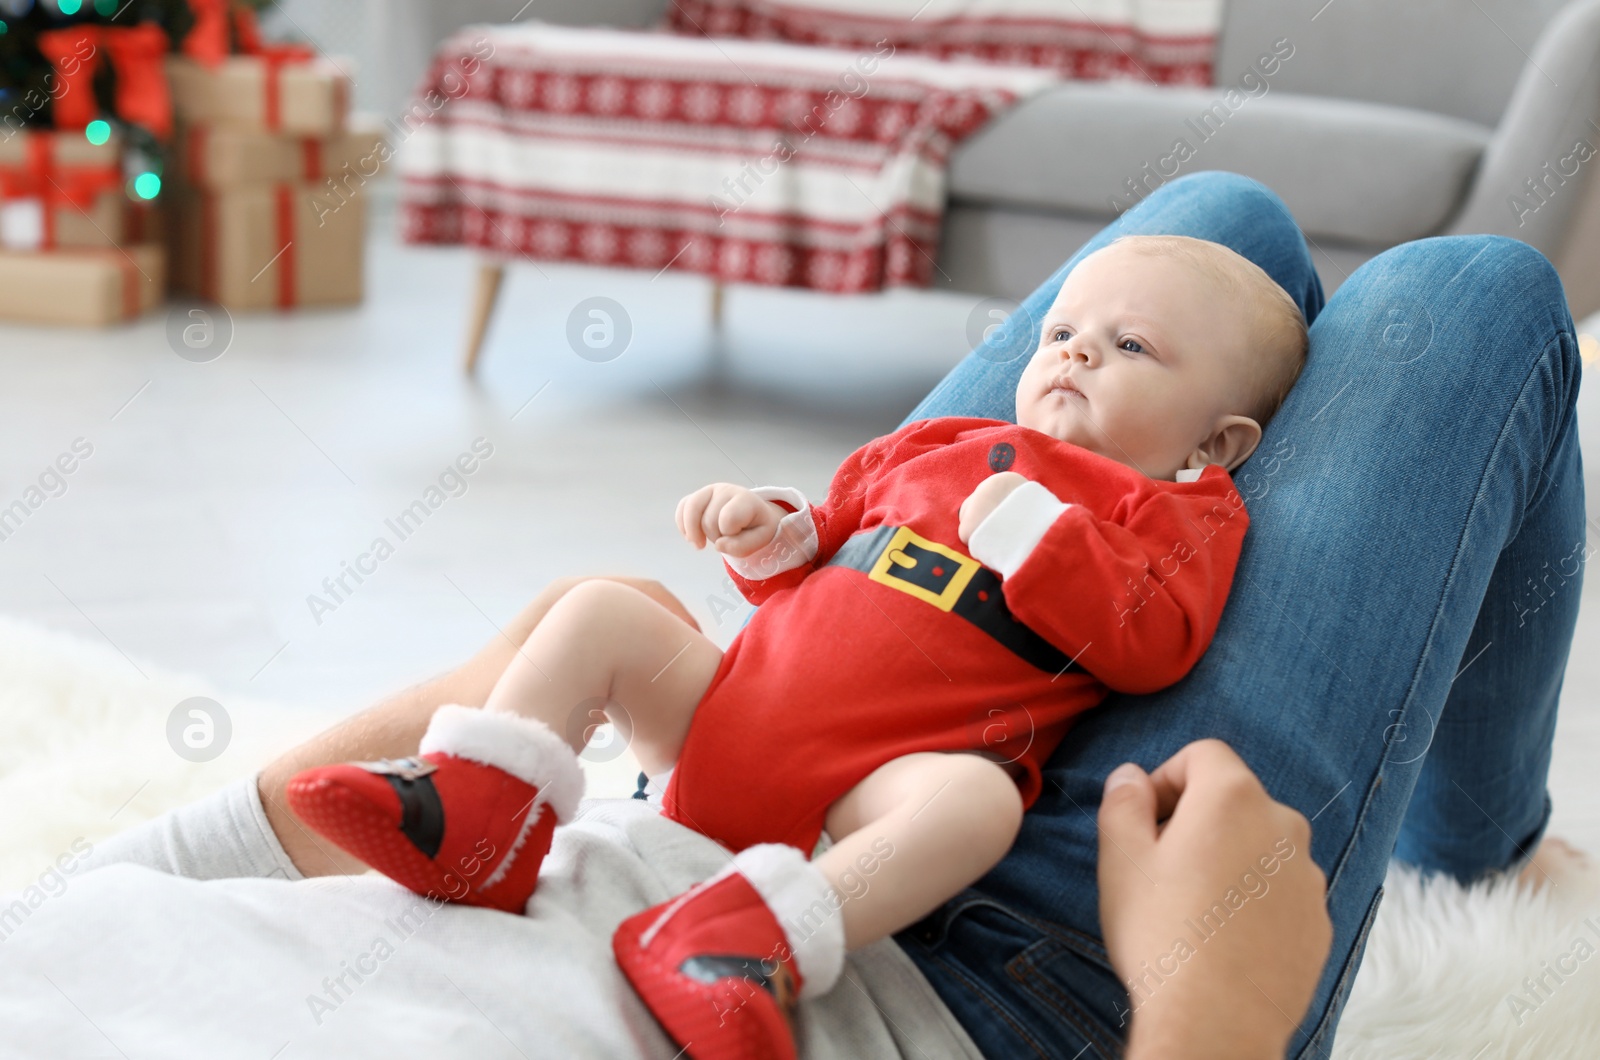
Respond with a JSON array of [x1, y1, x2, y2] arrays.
[[958, 471, 1028, 544], [677, 483, 783, 557]]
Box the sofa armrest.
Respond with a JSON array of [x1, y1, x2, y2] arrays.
[[1448, 0, 1600, 315]]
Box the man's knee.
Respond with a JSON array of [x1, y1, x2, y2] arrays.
[[1142, 170, 1288, 228], [1369, 234, 1558, 299], [1351, 234, 1568, 372], [1165, 169, 1273, 202], [1460, 235, 1564, 307]]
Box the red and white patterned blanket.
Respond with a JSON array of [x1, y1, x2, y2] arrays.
[[668, 0, 1222, 84], [398, 8, 1219, 294]]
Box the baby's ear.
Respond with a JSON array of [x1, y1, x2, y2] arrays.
[[1197, 415, 1262, 472]]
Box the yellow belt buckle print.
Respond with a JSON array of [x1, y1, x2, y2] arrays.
[[867, 526, 981, 612]]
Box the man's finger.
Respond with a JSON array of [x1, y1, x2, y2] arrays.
[[1097, 763, 1159, 890], [1144, 738, 1254, 823]]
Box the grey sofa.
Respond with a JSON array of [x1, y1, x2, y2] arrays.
[[447, 0, 1600, 319]]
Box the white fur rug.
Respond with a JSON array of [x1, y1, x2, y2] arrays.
[[1, 617, 1597, 1058], [0, 615, 331, 888]]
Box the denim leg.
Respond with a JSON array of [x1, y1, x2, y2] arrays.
[[1390, 291, 1588, 882], [892, 225, 1583, 1058]]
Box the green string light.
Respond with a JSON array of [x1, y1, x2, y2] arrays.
[[58, 0, 83, 14], [85, 120, 111, 146], [133, 172, 161, 200], [0, 20, 8, 35], [93, 0, 116, 12]]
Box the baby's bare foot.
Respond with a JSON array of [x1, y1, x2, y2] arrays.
[[1515, 836, 1591, 893]]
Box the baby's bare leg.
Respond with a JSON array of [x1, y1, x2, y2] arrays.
[[819, 752, 1024, 950], [484, 579, 724, 776]]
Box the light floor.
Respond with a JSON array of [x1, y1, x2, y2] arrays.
[[1, 213, 1596, 859]]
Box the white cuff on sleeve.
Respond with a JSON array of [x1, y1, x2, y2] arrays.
[[723, 485, 820, 580], [966, 479, 1073, 581]]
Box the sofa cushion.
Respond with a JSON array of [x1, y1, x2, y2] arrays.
[[946, 81, 1493, 246]]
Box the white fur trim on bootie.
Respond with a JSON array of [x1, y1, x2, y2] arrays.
[[730, 843, 846, 999], [418, 705, 586, 824]]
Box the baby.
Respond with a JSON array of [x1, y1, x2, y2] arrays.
[[287, 234, 1307, 1060]]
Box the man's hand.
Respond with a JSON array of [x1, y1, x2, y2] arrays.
[[1097, 739, 1333, 1060], [957, 471, 1028, 544], [676, 483, 783, 558]]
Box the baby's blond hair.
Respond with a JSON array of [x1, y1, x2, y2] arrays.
[[1106, 234, 1308, 428]]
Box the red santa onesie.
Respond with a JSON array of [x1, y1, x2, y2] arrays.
[[658, 415, 1250, 857], [284, 414, 1253, 1059]]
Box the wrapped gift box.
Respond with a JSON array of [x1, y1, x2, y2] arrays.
[[0, 131, 128, 250], [0, 245, 165, 326], [0, 190, 126, 250], [176, 120, 388, 188], [0, 129, 120, 172], [168, 182, 365, 309], [167, 54, 353, 135]]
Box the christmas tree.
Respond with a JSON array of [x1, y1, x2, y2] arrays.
[[0, 0, 275, 199]]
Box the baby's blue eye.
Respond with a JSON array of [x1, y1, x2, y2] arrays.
[[1053, 328, 1071, 342], [1120, 338, 1145, 354]]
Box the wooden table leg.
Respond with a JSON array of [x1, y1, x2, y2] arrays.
[[707, 280, 729, 386], [710, 280, 725, 334], [462, 261, 506, 375]]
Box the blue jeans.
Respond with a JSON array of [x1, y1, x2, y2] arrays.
[[872, 172, 1587, 1057]]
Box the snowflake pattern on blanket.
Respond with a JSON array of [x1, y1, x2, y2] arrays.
[[398, 24, 1063, 292]]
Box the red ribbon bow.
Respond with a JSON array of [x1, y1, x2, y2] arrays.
[[38, 24, 173, 139], [183, 0, 271, 65], [105, 23, 173, 139], [182, 0, 231, 66], [232, 3, 265, 56], [35, 27, 102, 131], [182, 0, 321, 131], [0, 135, 122, 250]]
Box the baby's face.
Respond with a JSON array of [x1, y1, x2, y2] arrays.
[[1015, 243, 1260, 481]]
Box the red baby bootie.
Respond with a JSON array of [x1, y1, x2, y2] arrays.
[[285, 704, 585, 913], [612, 843, 846, 1060]]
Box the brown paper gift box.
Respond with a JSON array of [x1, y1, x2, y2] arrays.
[[0, 131, 127, 249], [167, 55, 352, 135], [0, 245, 165, 326], [0, 129, 121, 171], [168, 182, 365, 309], [175, 120, 389, 188], [40, 190, 127, 249]]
